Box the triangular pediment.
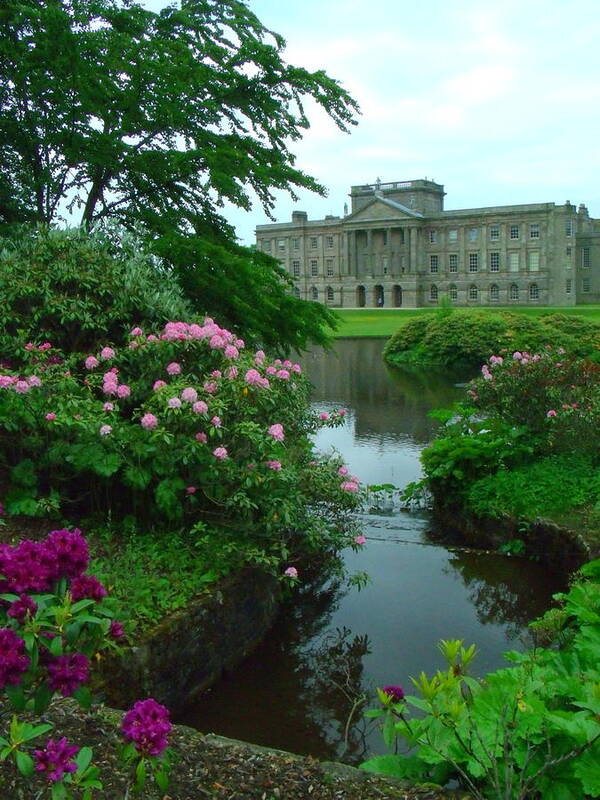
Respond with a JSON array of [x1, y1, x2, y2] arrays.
[[344, 196, 424, 223]]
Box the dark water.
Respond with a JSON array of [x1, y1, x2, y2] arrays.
[[178, 339, 565, 763]]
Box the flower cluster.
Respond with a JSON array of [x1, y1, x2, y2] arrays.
[[34, 737, 79, 782], [0, 628, 30, 688], [121, 698, 172, 756]]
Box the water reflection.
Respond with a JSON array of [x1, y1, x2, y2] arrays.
[[181, 339, 566, 763]]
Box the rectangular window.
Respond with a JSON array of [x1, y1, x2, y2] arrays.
[[489, 225, 500, 240], [583, 278, 591, 293], [530, 223, 540, 239], [448, 229, 458, 242], [510, 225, 520, 239], [263, 239, 272, 252], [582, 248, 591, 268], [430, 255, 439, 273], [326, 235, 334, 249], [468, 227, 478, 242], [566, 246, 572, 256], [448, 254, 458, 273], [278, 239, 286, 251], [310, 259, 318, 277], [469, 253, 479, 272], [490, 252, 500, 272], [382, 256, 389, 275], [565, 219, 574, 237], [292, 260, 300, 278], [566, 278, 572, 294], [326, 258, 334, 277], [310, 237, 318, 248], [509, 252, 520, 271], [429, 230, 437, 243], [292, 238, 300, 250], [382, 231, 388, 246], [528, 251, 540, 271]]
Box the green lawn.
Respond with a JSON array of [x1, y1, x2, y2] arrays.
[[332, 306, 600, 338]]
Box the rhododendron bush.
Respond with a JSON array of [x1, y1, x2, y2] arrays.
[[0, 317, 360, 558]]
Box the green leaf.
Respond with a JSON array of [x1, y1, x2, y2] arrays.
[[23, 722, 53, 742], [360, 754, 430, 780], [155, 769, 170, 792], [134, 757, 147, 792], [76, 746, 93, 773], [73, 686, 93, 710], [34, 684, 54, 715], [5, 685, 26, 711], [15, 750, 34, 777], [573, 748, 600, 796]]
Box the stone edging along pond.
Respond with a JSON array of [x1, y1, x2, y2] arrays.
[[94, 567, 281, 713]]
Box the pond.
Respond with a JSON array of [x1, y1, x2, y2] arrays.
[[177, 339, 566, 764]]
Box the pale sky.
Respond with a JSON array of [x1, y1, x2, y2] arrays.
[[143, 0, 600, 243]]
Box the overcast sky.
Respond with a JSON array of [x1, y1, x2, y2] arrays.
[[144, 0, 600, 243]]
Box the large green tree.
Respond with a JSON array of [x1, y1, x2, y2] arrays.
[[0, 0, 358, 350]]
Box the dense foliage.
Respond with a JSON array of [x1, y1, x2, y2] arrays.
[[0, 317, 360, 577], [362, 559, 600, 799], [0, 0, 359, 351], [383, 310, 600, 370], [412, 348, 600, 524], [0, 226, 191, 362]]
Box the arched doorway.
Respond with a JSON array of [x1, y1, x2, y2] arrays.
[[393, 285, 402, 307], [374, 284, 384, 307], [356, 285, 366, 307]]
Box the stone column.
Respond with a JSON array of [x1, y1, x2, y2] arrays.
[[343, 231, 350, 276], [366, 229, 373, 277]]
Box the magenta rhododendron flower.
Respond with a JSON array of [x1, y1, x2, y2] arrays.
[[99, 424, 112, 436], [213, 446, 228, 460], [186, 486, 196, 494], [0, 628, 29, 688], [110, 620, 126, 642], [47, 652, 90, 696], [141, 413, 158, 430], [381, 685, 405, 703], [166, 362, 181, 375], [268, 423, 284, 441], [121, 698, 172, 756], [100, 347, 115, 360], [284, 567, 298, 579], [181, 387, 198, 403], [46, 528, 89, 578], [69, 575, 108, 602], [84, 355, 99, 369], [7, 593, 37, 623], [34, 738, 79, 782]]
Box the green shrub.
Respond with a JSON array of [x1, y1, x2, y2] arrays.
[[466, 454, 600, 519], [0, 225, 191, 361]]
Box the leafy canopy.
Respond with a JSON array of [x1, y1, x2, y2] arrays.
[[0, 0, 359, 350]]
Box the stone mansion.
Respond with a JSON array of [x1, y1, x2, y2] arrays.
[[255, 179, 600, 307]]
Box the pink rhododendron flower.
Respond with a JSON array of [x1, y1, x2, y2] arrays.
[[181, 387, 198, 403], [338, 466, 349, 476], [153, 380, 167, 391], [291, 363, 302, 373], [195, 432, 207, 443], [100, 347, 115, 360], [235, 338, 244, 348], [146, 334, 158, 343], [141, 413, 158, 430], [45, 413, 57, 421], [226, 366, 238, 379], [39, 342, 52, 351], [512, 351, 522, 360], [168, 397, 182, 409], [224, 345, 239, 359], [354, 535, 367, 546], [99, 425, 112, 436], [129, 340, 139, 350], [338, 408, 348, 416], [192, 400, 208, 414], [0, 376, 15, 388], [284, 567, 298, 579], [211, 370, 222, 379], [25, 342, 35, 351], [266, 460, 282, 471], [245, 369, 262, 385], [103, 402, 114, 411], [213, 446, 228, 460], [85, 356, 99, 369], [14, 380, 29, 394], [203, 381, 218, 394], [319, 412, 330, 420], [166, 362, 181, 375], [210, 334, 225, 349], [117, 384, 131, 398], [546, 409, 557, 418], [265, 365, 277, 375], [276, 369, 290, 380], [211, 416, 221, 427], [130, 327, 143, 336], [341, 481, 359, 492], [254, 350, 266, 365], [186, 486, 196, 495], [268, 423, 284, 441], [27, 375, 42, 387]]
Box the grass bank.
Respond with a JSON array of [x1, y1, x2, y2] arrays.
[[333, 305, 600, 338]]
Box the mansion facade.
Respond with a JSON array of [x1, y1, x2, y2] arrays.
[[255, 179, 600, 307]]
